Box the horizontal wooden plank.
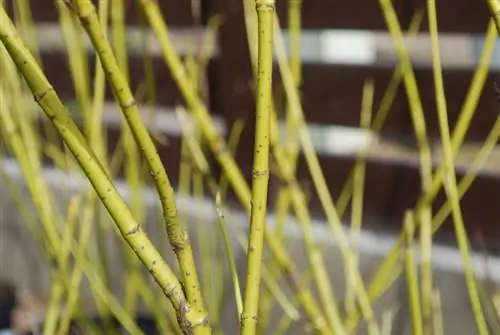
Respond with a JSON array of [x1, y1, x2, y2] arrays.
[[220, 0, 488, 32], [211, 59, 499, 141], [274, 0, 410, 30], [40, 51, 189, 107], [221, 147, 500, 246], [4, 0, 194, 26], [25, 117, 191, 185], [6, 0, 491, 32], [415, 69, 500, 143], [41, 50, 498, 143], [30, 24, 218, 59], [275, 0, 490, 32], [16, 117, 500, 247], [280, 64, 409, 133], [298, 65, 499, 142]]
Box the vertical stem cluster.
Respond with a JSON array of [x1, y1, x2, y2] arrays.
[[70, 0, 208, 325], [259, 0, 302, 329], [0, 6, 209, 334], [240, 1, 274, 334], [138, 0, 329, 331], [345, 20, 499, 333], [273, 15, 379, 332], [427, 1, 488, 332]]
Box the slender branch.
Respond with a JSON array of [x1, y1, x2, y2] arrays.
[[427, 0, 488, 332], [69, 0, 208, 325]]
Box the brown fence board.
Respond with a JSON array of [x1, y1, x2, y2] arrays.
[[276, 0, 491, 32], [40, 52, 196, 108], [42, 48, 499, 142], [7, 0, 493, 32], [296, 65, 499, 142], [28, 114, 500, 247], [4, 0, 194, 27], [29, 117, 186, 185], [221, 148, 500, 246], [5, 0, 493, 32], [410, 0, 492, 33], [278, 64, 410, 132], [219, 0, 490, 32], [4, 0, 500, 246], [211, 60, 500, 141], [416, 69, 500, 142], [274, 0, 411, 30]]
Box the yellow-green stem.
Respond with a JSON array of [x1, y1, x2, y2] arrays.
[[71, 0, 207, 321], [486, 0, 500, 33], [0, 52, 61, 272], [43, 280, 65, 335], [240, 1, 274, 333], [378, 0, 432, 193], [403, 212, 423, 335], [432, 290, 444, 335], [432, 117, 500, 232], [110, 0, 145, 316], [269, 110, 346, 334], [90, 0, 114, 299], [419, 208, 433, 335], [177, 109, 303, 331], [427, 0, 488, 332], [57, 192, 96, 335], [273, 15, 379, 332], [245, 4, 340, 331], [336, 9, 424, 217], [260, 0, 302, 325], [137, 1, 330, 331], [381, 308, 396, 335], [59, 1, 115, 317], [12, 0, 41, 63], [345, 79, 374, 316], [215, 193, 243, 318], [344, 17, 499, 335], [416, 20, 497, 212]]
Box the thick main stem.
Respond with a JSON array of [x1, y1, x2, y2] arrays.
[[240, 1, 274, 334], [136, 1, 329, 332], [259, 0, 302, 329], [71, 0, 208, 322]]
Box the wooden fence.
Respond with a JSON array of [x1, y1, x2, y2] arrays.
[[4, 0, 500, 246]]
